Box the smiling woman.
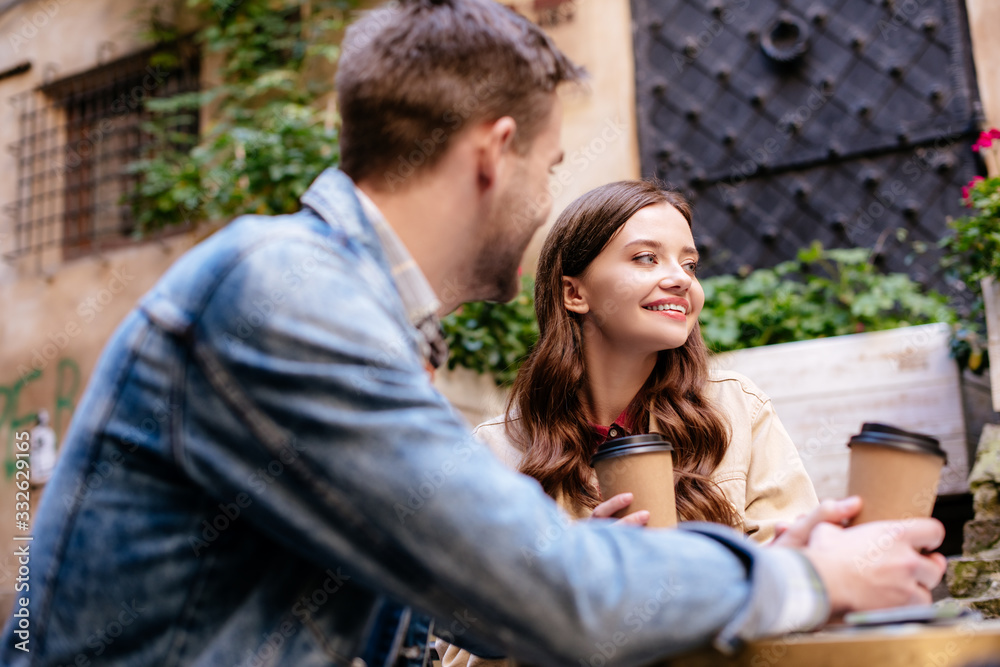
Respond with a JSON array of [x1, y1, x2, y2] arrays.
[[437, 179, 820, 667], [542, 189, 742, 525], [494, 179, 818, 533]]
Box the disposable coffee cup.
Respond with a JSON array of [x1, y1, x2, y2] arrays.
[[846, 423, 947, 525], [590, 433, 676, 528]]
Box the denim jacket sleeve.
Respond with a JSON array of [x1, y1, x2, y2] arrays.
[[163, 229, 824, 665]]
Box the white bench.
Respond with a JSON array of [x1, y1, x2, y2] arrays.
[[712, 323, 969, 499]]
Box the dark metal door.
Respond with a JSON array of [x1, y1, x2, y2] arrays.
[[632, 0, 982, 290]]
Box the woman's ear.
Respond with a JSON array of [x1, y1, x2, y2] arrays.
[[562, 276, 590, 314]]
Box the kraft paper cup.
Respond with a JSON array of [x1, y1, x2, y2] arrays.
[[846, 423, 947, 525], [590, 434, 676, 528]]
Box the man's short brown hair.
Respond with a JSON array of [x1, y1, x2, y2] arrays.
[[336, 0, 585, 190]]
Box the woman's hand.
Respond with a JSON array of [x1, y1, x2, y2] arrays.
[[771, 497, 863, 548], [591, 492, 650, 526]]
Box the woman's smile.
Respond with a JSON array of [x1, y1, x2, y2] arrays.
[[641, 297, 690, 321]]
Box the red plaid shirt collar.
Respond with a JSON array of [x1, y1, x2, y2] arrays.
[[590, 406, 639, 444]]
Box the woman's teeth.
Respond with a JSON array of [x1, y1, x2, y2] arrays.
[[643, 304, 686, 314]]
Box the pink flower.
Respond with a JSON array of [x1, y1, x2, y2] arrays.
[[962, 175, 985, 204], [972, 129, 1000, 151]]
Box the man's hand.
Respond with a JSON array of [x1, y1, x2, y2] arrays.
[[591, 493, 650, 526], [772, 497, 863, 548], [802, 518, 947, 616]]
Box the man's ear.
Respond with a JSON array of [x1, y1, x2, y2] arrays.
[[563, 276, 590, 314], [477, 116, 517, 190]]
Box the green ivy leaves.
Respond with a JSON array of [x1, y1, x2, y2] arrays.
[[441, 277, 539, 386], [699, 241, 955, 353], [128, 0, 353, 231]]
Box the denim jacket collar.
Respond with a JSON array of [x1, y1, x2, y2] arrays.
[[300, 168, 393, 279], [300, 168, 448, 368]]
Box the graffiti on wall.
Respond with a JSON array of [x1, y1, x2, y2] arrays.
[[0, 358, 80, 478]]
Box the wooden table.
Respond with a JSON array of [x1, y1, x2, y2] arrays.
[[662, 619, 1000, 667]]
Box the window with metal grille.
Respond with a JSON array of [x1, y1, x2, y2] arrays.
[[7, 42, 199, 270]]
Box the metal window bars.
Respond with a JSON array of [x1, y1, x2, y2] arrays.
[[5, 43, 199, 273]]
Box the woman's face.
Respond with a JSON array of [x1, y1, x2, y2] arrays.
[[563, 202, 704, 355]]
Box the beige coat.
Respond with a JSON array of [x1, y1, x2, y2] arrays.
[[437, 369, 819, 667]]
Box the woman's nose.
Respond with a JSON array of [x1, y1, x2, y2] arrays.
[[658, 262, 692, 291]]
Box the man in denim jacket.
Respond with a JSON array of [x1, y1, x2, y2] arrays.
[[3, 1, 947, 665]]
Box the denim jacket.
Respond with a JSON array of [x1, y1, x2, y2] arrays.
[[2, 169, 826, 667]]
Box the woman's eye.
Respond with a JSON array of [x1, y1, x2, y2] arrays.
[[684, 261, 699, 274], [634, 253, 656, 265]]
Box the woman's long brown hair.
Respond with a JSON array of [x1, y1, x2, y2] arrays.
[[506, 179, 739, 526]]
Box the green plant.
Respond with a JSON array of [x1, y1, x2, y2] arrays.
[[940, 129, 1000, 295], [128, 0, 353, 231], [937, 128, 1000, 371], [699, 242, 956, 352], [943, 173, 1000, 286], [441, 276, 538, 386]]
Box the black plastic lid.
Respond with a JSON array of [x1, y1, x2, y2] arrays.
[[848, 422, 947, 463], [590, 433, 673, 467]]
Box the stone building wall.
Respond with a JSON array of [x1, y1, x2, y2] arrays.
[[0, 0, 213, 618]]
